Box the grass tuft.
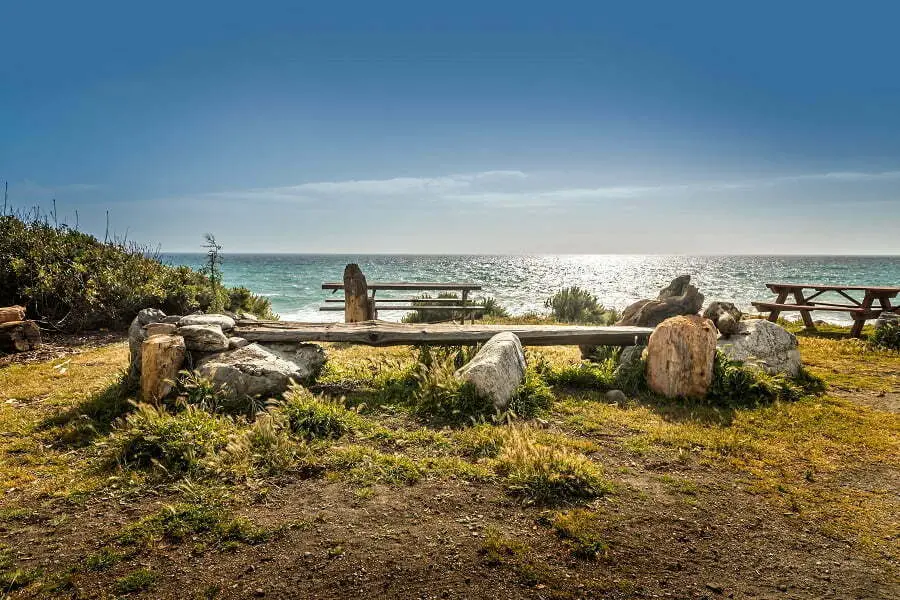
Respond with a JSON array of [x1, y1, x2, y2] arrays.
[[550, 509, 608, 559]]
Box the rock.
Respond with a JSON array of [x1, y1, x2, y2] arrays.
[[703, 301, 743, 336], [144, 322, 177, 337], [876, 311, 899, 330], [618, 344, 646, 368], [140, 334, 186, 402], [128, 308, 167, 377], [259, 343, 327, 383], [228, 337, 250, 349], [617, 275, 704, 327], [717, 320, 801, 376], [177, 313, 236, 332], [179, 324, 229, 352], [0, 321, 41, 352], [0, 306, 26, 325], [646, 315, 717, 398], [605, 389, 627, 403], [454, 332, 526, 411], [238, 312, 259, 321], [196, 343, 309, 399], [162, 315, 183, 324]]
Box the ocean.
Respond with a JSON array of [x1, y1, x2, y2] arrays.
[[160, 254, 900, 324]]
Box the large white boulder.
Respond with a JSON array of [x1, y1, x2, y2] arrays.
[[178, 313, 236, 332], [717, 320, 801, 376], [196, 343, 308, 399], [179, 324, 229, 352], [259, 343, 327, 383], [455, 332, 526, 411]]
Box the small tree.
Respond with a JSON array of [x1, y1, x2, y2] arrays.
[[201, 234, 225, 313]]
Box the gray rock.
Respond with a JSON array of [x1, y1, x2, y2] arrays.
[[177, 313, 236, 332], [605, 389, 627, 403], [128, 308, 167, 377], [162, 315, 183, 324], [196, 343, 308, 399], [144, 322, 177, 337], [703, 301, 743, 336], [259, 343, 327, 384], [617, 275, 704, 327], [717, 320, 801, 376], [455, 332, 526, 411], [876, 311, 899, 330], [179, 324, 229, 352], [238, 312, 259, 321], [228, 337, 251, 349]]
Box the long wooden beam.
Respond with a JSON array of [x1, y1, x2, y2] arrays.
[[322, 282, 482, 291], [233, 320, 653, 347]]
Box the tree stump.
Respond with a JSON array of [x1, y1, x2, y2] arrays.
[[343, 263, 373, 323], [645, 315, 717, 398], [141, 334, 186, 403], [0, 320, 42, 352], [0, 306, 26, 325]]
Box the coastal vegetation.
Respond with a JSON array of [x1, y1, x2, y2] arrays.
[[0, 317, 896, 597], [0, 213, 275, 331], [544, 286, 620, 324]]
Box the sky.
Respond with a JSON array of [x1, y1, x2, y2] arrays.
[[1, 0, 899, 254]]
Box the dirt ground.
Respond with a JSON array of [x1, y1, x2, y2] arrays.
[[1, 333, 897, 600]]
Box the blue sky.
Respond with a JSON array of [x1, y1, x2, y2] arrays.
[[2, 1, 899, 253]]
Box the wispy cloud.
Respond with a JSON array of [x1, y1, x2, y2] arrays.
[[169, 168, 900, 209]]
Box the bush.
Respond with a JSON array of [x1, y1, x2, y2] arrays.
[[109, 403, 235, 475], [871, 321, 900, 351], [409, 356, 494, 425], [545, 361, 616, 390], [544, 287, 619, 324], [707, 351, 823, 406], [493, 427, 612, 505], [401, 293, 508, 324], [281, 384, 360, 440], [213, 413, 308, 478], [508, 368, 554, 418], [0, 213, 274, 331]]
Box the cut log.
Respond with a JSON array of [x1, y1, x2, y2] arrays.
[[0, 306, 26, 325], [343, 264, 373, 323], [141, 334, 186, 403], [233, 320, 653, 347], [0, 320, 42, 352]]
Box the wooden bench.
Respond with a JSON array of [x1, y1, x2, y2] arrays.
[[322, 265, 485, 323], [752, 283, 899, 337]]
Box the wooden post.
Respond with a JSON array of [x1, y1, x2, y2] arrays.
[[792, 290, 816, 330], [850, 292, 875, 338], [768, 289, 788, 322], [343, 264, 372, 323]]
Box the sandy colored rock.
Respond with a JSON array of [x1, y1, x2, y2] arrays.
[[145, 322, 177, 337], [179, 324, 229, 351], [646, 315, 717, 399], [140, 334, 186, 402], [455, 332, 525, 411], [178, 313, 236, 331], [617, 275, 704, 327], [0, 320, 41, 352], [0, 306, 26, 325], [196, 343, 308, 399], [704, 301, 743, 336]]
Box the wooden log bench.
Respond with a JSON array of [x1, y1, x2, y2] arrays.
[[233, 320, 654, 347], [322, 264, 485, 323], [752, 283, 900, 337]]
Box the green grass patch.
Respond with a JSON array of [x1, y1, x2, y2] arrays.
[[114, 568, 157, 594], [550, 508, 608, 559], [282, 384, 361, 440]]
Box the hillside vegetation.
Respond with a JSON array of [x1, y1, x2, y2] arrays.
[[0, 214, 274, 331]]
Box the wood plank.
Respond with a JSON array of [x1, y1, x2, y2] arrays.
[[320, 305, 486, 311], [766, 283, 900, 294], [752, 302, 865, 313], [233, 320, 653, 347], [323, 282, 482, 291], [323, 297, 480, 303]]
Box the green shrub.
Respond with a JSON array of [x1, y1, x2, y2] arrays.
[[213, 413, 308, 478], [544, 287, 619, 324], [707, 351, 824, 406], [871, 321, 900, 351], [0, 213, 274, 331], [401, 293, 508, 323], [281, 384, 360, 440], [326, 445, 422, 485], [545, 360, 616, 390], [493, 428, 612, 505], [409, 356, 494, 425], [551, 509, 608, 559], [114, 568, 157, 595], [117, 502, 269, 547], [508, 368, 554, 418], [109, 403, 235, 475]]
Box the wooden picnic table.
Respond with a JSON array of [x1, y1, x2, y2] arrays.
[[323, 266, 485, 323], [752, 282, 900, 337]]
